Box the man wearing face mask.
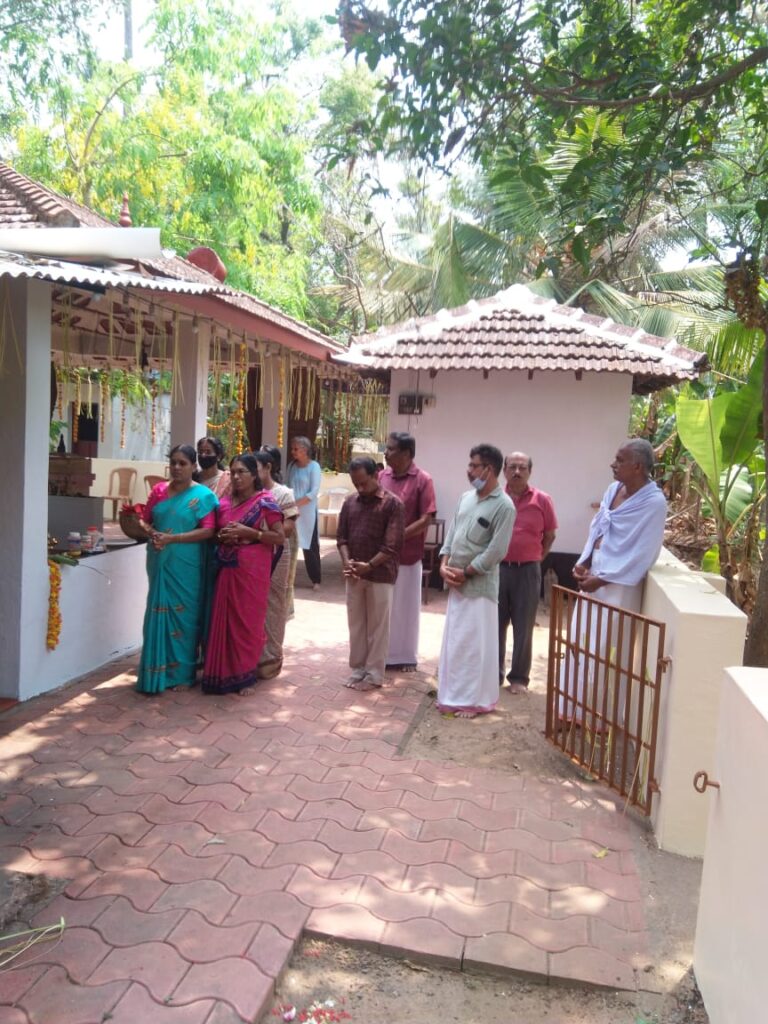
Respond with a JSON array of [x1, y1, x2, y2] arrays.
[[437, 444, 515, 719], [499, 451, 557, 695]]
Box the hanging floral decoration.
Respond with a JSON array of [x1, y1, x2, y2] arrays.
[[277, 355, 286, 448], [46, 560, 62, 650]]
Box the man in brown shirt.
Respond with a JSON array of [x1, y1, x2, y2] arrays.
[[337, 457, 404, 692]]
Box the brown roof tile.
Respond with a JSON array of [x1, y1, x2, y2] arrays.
[[345, 285, 706, 394]]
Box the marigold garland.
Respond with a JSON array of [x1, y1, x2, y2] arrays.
[[47, 560, 62, 650]]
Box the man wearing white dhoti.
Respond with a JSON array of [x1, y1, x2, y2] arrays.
[[437, 444, 516, 719], [379, 432, 437, 673], [559, 439, 667, 723]]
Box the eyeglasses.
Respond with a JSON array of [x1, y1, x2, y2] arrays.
[[506, 463, 529, 472], [467, 461, 487, 470]]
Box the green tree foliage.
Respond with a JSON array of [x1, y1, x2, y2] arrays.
[[9, 0, 328, 319], [0, 0, 117, 131]]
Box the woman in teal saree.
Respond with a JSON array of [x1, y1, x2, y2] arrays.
[[136, 445, 218, 695]]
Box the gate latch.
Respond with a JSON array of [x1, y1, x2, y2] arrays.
[[693, 770, 720, 794]]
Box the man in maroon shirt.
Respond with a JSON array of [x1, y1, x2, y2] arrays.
[[499, 451, 558, 694], [379, 432, 437, 672], [337, 457, 404, 692]]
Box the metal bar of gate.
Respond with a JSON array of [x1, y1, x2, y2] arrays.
[[545, 585, 666, 815]]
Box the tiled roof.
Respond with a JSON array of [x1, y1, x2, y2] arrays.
[[344, 285, 707, 394], [0, 162, 343, 356]]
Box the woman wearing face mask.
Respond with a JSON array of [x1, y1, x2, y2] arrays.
[[196, 437, 231, 498], [136, 444, 219, 695]]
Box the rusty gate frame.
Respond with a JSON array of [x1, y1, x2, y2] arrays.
[[545, 585, 667, 815]]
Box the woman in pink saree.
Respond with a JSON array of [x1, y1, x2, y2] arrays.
[[202, 454, 285, 696]]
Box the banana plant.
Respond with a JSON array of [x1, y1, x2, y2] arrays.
[[676, 349, 765, 597]]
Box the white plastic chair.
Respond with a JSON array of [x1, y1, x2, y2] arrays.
[[317, 487, 350, 536]]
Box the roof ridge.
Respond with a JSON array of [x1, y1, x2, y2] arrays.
[[0, 162, 113, 227]]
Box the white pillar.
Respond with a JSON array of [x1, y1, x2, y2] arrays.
[[0, 278, 53, 699], [171, 318, 209, 451]]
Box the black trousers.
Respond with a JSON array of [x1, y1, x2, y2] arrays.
[[301, 515, 322, 585], [498, 561, 541, 685]]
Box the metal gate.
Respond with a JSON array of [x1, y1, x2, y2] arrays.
[[545, 585, 667, 815]]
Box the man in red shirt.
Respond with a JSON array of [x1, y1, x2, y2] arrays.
[[379, 432, 437, 672], [337, 457, 405, 692], [499, 451, 558, 694]]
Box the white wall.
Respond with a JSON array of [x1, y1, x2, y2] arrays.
[[643, 549, 747, 856], [22, 545, 147, 701], [694, 667, 768, 1024], [388, 369, 633, 552]]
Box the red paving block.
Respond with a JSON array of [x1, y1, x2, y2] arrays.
[[323, 764, 383, 788], [0, 793, 35, 825], [519, 809, 578, 841], [171, 959, 273, 1023], [359, 875, 436, 922], [475, 875, 550, 915], [584, 861, 643, 901], [458, 799, 523, 831], [79, 868, 168, 911], [0, 963, 49, 1004], [377, 773, 435, 800], [218, 859, 295, 898], [400, 791, 460, 822], [88, 941, 189, 999], [152, 845, 230, 884], [549, 945, 637, 990], [19, 966, 129, 1024], [286, 865, 364, 907], [180, 783, 248, 812], [418, 816, 484, 849], [142, 794, 211, 825], [464, 931, 549, 979], [137, 821, 214, 855], [92, 896, 186, 946], [316, 820, 385, 854], [89, 834, 167, 872], [287, 776, 347, 802], [240, 790, 306, 820], [332, 851, 408, 888], [197, 830, 274, 866], [549, 885, 628, 929], [82, 787, 146, 815], [431, 891, 510, 936], [227, 891, 310, 940], [106, 982, 214, 1024], [194, 803, 265, 835], [152, 880, 237, 924], [246, 922, 296, 978], [264, 840, 339, 877], [166, 910, 259, 962], [380, 916, 464, 967], [402, 862, 477, 901], [297, 798, 362, 829], [32, 925, 111, 982], [510, 903, 590, 952], [30, 893, 116, 930], [306, 904, 386, 949], [76, 811, 153, 844], [344, 781, 403, 812], [381, 831, 449, 867], [483, 827, 553, 859], [258, 809, 323, 844], [21, 801, 95, 835], [589, 916, 650, 966], [516, 851, 588, 891]]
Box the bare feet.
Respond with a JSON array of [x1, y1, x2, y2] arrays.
[[508, 682, 528, 695], [454, 709, 478, 719], [386, 663, 417, 673], [343, 674, 382, 692], [236, 686, 257, 697]]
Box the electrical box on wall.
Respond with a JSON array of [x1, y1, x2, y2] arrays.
[[398, 393, 424, 415]]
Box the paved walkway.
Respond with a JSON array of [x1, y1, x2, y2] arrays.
[[1, 555, 648, 1023]]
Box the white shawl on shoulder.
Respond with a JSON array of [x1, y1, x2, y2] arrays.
[[579, 480, 667, 587]]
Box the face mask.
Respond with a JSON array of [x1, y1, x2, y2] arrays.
[[198, 455, 218, 469], [470, 475, 486, 492]]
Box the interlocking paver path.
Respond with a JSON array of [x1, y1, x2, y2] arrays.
[[1, 553, 648, 1023]]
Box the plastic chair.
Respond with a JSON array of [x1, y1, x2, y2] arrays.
[[317, 487, 350, 536], [107, 467, 137, 521], [421, 517, 445, 604], [144, 474, 165, 497]]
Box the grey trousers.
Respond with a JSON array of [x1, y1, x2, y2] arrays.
[[498, 561, 541, 686]]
